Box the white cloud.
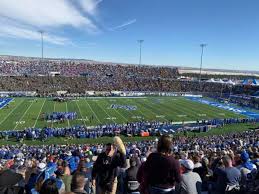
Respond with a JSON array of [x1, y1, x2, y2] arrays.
[[78, 0, 103, 16], [0, 20, 71, 45], [0, 0, 97, 30], [0, 0, 101, 45], [109, 19, 137, 31]]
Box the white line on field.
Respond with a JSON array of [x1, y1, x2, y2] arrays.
[[112, 108, 128, 122], [147, 100, 169, 122], [177, 115, 187, 117], [14, 100, 34, 130], [33, 99, 46, 128], [84, 99, 101, 123], [126, 99, 145, 121], [96, 101, 114, 123], [104, 100, 128, 123], [0, 99, 25, 126], [136, 99, 168, 122], [76, 100, 87, 126]]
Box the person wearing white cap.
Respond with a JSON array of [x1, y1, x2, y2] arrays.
[[37, 163, 47, 172], [177, 159, 202, 194]]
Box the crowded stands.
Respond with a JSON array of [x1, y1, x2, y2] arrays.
[[0, 132, 258, 194], [0, 56, 259, 194], [1, 118, 258, 142], [0, 56, 259, 97], [0, 76, 236, 94], [0, 57, 179, 78]]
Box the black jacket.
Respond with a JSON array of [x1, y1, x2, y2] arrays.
[[92, 151, 126, 191], [0, 169, 24, 194]]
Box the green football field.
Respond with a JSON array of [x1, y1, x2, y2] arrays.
[[0, 97, 245, 131]]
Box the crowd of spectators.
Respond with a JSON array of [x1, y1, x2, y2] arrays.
[[0, 56, 259, 194], [0, 57, 179, 78], [1, 56, 259, 96], [0, 76, 237, 94], [0, 118, 258, 142], [0, 131, 258, 194]]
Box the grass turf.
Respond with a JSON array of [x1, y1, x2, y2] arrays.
[[0, 96, 253, 146], [0, 96, 245, 131]]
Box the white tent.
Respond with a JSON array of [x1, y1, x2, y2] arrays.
[[206, 78, 216, 83], [253, 79, 259, 86], [219, 79, 225, 83], [227, 80, 235, 85], [218, 79, 225, 84]]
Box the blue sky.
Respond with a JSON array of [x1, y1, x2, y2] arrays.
[[0, 0, 259, 71]]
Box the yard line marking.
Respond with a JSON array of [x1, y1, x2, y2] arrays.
[[84, 99, 101, 123], [33, 99, 46, 128], [177, 114, 187, 117], [171, 100, 198, 120], [134, 99, 168, 122], [95, 101, 114, 123], [106, 117, 117, 120], [152, 98, 182, 117], [113, 99, 138, 121], [132, 116, 143, 119], [111, 108, 128, 122], [14, 100, 35, 130], [145, 100, 169, 122], [0, 99, 25, 126], [104, 99, 129, 123], [66, 102, 70, 127], [126, 99, 145, 121], [156, 115, 165, 118], [180, 98, 216, 118], [75, 100, 87, 126]]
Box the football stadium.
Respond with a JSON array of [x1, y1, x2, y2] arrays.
[[0, 97, 248, 130], [0, 1, 259, 194]]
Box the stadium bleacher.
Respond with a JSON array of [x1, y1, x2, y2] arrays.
[[0, 57, 258, 194]]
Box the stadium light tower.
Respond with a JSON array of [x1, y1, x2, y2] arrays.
[[38, 30, 44, 59], [137, 40, 144, 66], [199, 43, 207, 87]]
